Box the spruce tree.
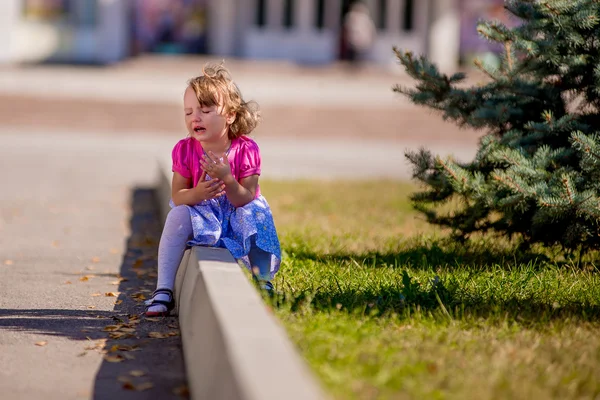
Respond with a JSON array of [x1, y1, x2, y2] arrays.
[[394, 0, 600, 252]]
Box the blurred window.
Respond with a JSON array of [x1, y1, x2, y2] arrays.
[[377, 0, 386, 31], [403, 0, 414, 32], [315, 0, 325, 30], [284, 0, 294, 29], [256, 0, 266, 27], [22, 0, 97, 27]]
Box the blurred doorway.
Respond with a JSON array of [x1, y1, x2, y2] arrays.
[[132, 0, 208, 55]]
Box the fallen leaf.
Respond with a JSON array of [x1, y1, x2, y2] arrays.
[[4, 260, 14, 265], [131, 293, 146, 302], [167, 324, 179, 329], [173, 385, 190, 397], [79, 275, 92, 282], [105, 292, 119, 297], [148, 332, 168, 339], [122, 381, 136, 390], [115, 300, 123, 305], [132, 259, 143, 269], [87, 306, 96, 309], [102, 325, 123, 332], [64, 281, 72, 285], [111, 345, 137, 352], [119, 328, 136, 333], [108, 332, 134, 340], [136, 382, 154, 391], [104, 355, 125, 363], [130, 370, 146, 377], [91, 293, 102, 297], [35, 341, 48, 346], [145, 318, 161, 322], [91, 257, 101, 263], [167, 331, 179, 337]]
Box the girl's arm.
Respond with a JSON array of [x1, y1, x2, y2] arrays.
[[222, 174, 258, 208], [171, 171, 225, 206]]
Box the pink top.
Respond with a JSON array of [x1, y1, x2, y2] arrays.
[[172, 136, 262, 197]]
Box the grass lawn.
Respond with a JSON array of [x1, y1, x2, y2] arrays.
[[260, 180, 600, 400]]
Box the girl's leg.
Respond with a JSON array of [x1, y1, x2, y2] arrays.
[[248, 235, 273, 287], [147, 205, 193, 315]]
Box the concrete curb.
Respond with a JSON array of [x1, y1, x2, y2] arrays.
[[156, 160, 327, 400]]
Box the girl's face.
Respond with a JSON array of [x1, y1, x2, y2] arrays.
[[183, 86, 234, 144]]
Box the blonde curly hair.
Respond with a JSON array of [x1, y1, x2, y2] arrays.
[[187, 63, 261, 139]]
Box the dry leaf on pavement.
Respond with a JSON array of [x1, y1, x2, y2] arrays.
[[35, 341, 48, 346], [131, 293, 147, 301], [103, 325, 122, 332], [148, 332, 168, 339], [108, 332, 134, 340], [130, 370, 146, 377], [173, 385, 190, 397], [136, 382, 154, 391], [104, 354, 125, 363], [105, 292, 119, 297]]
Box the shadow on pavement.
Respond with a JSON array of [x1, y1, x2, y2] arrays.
[[0, 309, 116, 340], [91, 187, 188, 399]]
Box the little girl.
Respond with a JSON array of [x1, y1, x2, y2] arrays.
[[146, 63, 281, 317]]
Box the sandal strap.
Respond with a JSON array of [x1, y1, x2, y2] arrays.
[[153, 288, 173, 297], [146, 299, 173, 307], [144, 288, 174, 308]]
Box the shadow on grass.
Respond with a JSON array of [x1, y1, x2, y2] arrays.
[[286, 238, 558, 272], [276, 276, 600, 326], [277, 241, 600, 326]]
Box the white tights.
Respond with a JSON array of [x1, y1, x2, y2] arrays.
[[148, 205, 272, 314]]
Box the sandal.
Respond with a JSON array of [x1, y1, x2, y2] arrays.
[[144, 288, 175, 317]]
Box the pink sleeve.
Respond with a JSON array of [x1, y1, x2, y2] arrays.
[[238, 139, 261, 179], [172, 140, 192, 179]]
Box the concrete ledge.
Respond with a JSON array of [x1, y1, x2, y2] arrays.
[[156, 159, 327, 400]]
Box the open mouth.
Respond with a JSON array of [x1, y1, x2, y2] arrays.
[[193, 127, 206, 133]]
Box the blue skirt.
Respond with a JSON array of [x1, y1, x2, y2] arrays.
[[171, 195, 281, 278]]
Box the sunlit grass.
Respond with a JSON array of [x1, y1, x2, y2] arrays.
[[259, 179, 600, 400]]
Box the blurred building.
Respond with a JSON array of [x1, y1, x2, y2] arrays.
[[1, 0, 500, 71], [205, 0, 461, 70], [460, 0, 513, 67], [0, 0, 129, 64]]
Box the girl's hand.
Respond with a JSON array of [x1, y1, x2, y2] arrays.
[[195, 170, 226, 201], [200, 151, 233, 182]]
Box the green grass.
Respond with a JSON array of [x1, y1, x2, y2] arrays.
[[260, 180, 600, 400]]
